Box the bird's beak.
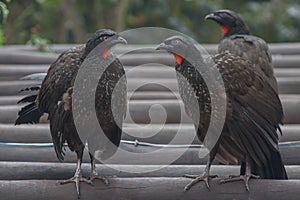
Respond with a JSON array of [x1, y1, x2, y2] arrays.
[[205, 13, 213, 20], [116, 36, 127, 45], [156, 42, 167, 51], [205, 13, 219, 22]]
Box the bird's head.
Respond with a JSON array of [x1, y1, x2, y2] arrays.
[[82, 29, 127, 60], [205, 10, 250, 37], [156, 35, 196, 65]]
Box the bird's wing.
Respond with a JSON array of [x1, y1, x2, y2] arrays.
[[218, 35, 278, 92], [110, 58, 127, 120], [49, 87, 80, 161], [215, 53, 283, 167], [95, 58, 127, 148], [37, 45, 84, 115], [84, 58, 127, 161], [175, 61, 211, 142], [37, 45, 85, 160]]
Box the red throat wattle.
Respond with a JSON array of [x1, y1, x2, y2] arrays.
[[174, 54, 183, 64], [102, 48, 110, 58], [221, 25, 230, 35]]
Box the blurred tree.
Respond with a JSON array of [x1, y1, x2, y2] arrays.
[[4, 0, 129, 44], [2, 0, 300, 44], [81, 0, 128, 33], [0, 0, 9, 45]]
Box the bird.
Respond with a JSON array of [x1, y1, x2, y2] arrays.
[[15, 29, 127, 198], [205, 9, 278, 93], [156, 35, 287, 192]]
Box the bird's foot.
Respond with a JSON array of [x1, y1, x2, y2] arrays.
[[88, 173, 110, 185], [220, 174, 260, 191], [58, 175, 92, 198], [184, 174, 218, 191]]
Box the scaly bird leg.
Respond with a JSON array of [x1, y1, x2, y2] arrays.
[[220, 160, 260, 191], [184, 155, 218, 191], [88, 152, 109, 185], [59, 149, 91, 199]]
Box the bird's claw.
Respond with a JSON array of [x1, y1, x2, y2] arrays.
[[184, 174, 218, 191], [220, 174, 260, 191], [88, 174, 110, 185], [58, 176, 91, 199]]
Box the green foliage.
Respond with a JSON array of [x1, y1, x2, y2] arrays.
[[0, 1, 9, 25], [241, 0, 300, 42], [126, 0, 300, 43], [0, 28, 4, 44], [2, 0, 300, 44], [0, 0, 9, 45], [26, 24, 51, 52], [37, 0, 60, 8]]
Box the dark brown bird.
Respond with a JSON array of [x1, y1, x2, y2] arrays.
[[157, 35, 287, 191], [15, 29, 127, 198], [205, 9, 278, 93]]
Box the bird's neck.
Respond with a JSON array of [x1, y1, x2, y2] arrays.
[[174, 54, 184, 65], [223, 25, 250, 37]]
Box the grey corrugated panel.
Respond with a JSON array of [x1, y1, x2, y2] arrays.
[[0, 143, 298, 165], [0, 50, 57, 64], [2, 65, 300, 81], [0, 65, 49, 80], [0, 123, 299, 144], [1, 47, 300, 67], [0, 178, 299, 200], [0, 64, 300, 80], [1, 92, 299, 105], [0, 95, 24, 105], [0, 80, 41, 96], [3, 97, 300, 124], [273, 55, 300, 68], [0, 162, 299, 180], [1, 77, 300, 96], [2, 43, 300, 54]]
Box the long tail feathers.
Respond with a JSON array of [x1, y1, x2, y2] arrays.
[[269, 151, 288, 179], [17, 94, 37, 104], [241, 151, 288, 180], [19, 85, 41, 93], [15, 102, 43, 125]]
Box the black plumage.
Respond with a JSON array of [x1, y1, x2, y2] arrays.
[[205, 9, 278, 93], [157, 35, 287, 191], [15, 29, 127, 197]]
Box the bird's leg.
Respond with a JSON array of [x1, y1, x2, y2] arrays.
[[220, 159, 260, 191], [59, 148, 91, 198], [224, 161, 246, 179], [184, 154, 218, 191], [88, 152, 109, 185]]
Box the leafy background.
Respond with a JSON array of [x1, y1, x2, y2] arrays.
[[1, 0, 300, 46]]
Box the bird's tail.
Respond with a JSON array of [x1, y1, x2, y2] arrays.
[[268, 150, 288, 179], [19, 85, 41, 92], [15, 102, 43, 125], [15, 87, 43, 125], [17, 94, 38, 104], [241, 151, 288, 179]]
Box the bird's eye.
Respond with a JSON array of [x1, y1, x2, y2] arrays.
[[172, 40, 179, 45], [103, 36, 109, 41], [220, 13, 227, 18]]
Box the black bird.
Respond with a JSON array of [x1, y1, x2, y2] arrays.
[[205, 9, 278, 93], [157, 35, 287, 191], [15, 29, 127, 198]]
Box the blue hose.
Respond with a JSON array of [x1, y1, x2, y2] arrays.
[[0, 140, 299, 148]]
